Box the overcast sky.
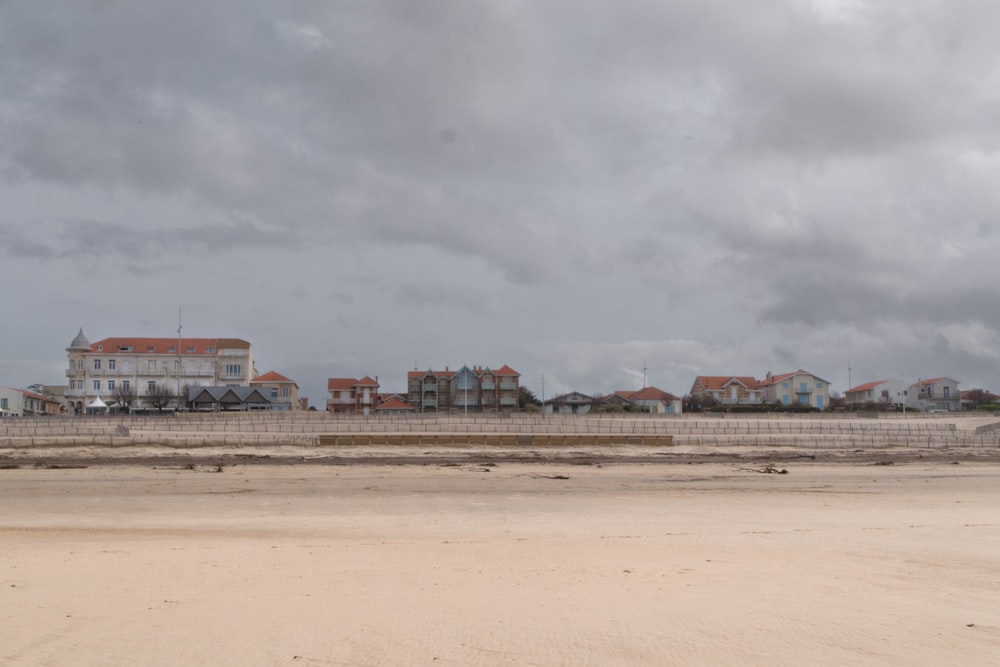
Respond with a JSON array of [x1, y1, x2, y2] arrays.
[[3, 0, 1000, 403]]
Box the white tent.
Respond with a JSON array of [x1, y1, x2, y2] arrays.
[[86, 396, 108, 414]]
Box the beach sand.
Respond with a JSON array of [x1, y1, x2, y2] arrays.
[[2, 460, 999, 665]]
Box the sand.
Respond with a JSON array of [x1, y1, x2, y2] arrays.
[[2, 460, 999, 666]]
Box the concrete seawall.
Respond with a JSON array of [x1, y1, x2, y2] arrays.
[[2, 413, 999, 450]]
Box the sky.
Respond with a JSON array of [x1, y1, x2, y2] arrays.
[[3, 0, 1000, 404]]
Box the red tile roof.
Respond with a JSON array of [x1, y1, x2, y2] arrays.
[[252, 371, 295, 384], [328, 378, 359, 390], [629, 386, 680, 402], [494, 364, 519, 376], [357, 376, 379, 386], [694, 376, 760, 390], [375, 397, 414, 411], [845, 380, 888, 394], [913, 377, 946, 386], [90, 337, 249, 355], [758, 370, 831, 386]]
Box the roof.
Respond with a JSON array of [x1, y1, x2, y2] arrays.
[[845, 380, 889, 394], [357, 376, 379, 386], [251, 371, 295, 384], [694, 376, 760, 391], [407, 365, 518, 379], [375, 397, 414, 411], [188, 386, 270, 403], [68, 328, 91, 350], [89, 337, 250, 355], [494, 364, 519, 376], [630, 386, 680, 402], [407, 369, 457, 380], [328, 378, 358, 390], [759, 370, 830, 386], [912, 377, 954, 387]]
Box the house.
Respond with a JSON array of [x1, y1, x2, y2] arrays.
[[327, 376, 380, 414], [543, 392, 601, 414], [407, 365, 520, 413], [844, 379, 910, 408], [250, 371, 300, 411], [689, 376, 762, 406], [0, 386, 49, 416], [910, 377, 960, 412], [65, 328, 254, 414], [759, 370, 831, 410], [374, 395, 415, 414], [186, 386, 272, 411], [623, 386, 683, 414]]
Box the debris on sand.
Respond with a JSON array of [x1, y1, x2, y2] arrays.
[[738, 465, 788, 475]]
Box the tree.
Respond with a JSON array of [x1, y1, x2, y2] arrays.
[[519, 385, 541, 409], [112, 383, 138, 413], [962, 389, 1000, 409], [145, 383, 175, 413]]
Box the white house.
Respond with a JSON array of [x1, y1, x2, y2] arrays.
[[910, 377, 960, 412], [844, 379, 911, 408]]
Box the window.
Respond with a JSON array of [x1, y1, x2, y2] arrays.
[[119, 346, 133, 352], [281, 387, 289, 398], [270, 389, 278, 399], [225, 364, 241, 377], [97, 345, 104, 351], [108, 380, 115, 391], [76, 359, 84, 370], [109, 359, 117, 370], [147, 380, 156, 392], [206, 346, 215, 353], [94, 359, 102, 370], [147, 346, 155, 352], [122, 380, 130, 391], [943, 386, 950, 398], [782, 382, 789, 389], [816, 382, 823, 389], [1, 398, 8, 410], [167, 346, 175, 353], [93, 380, 101, 391], [187, 346, 196, 353]]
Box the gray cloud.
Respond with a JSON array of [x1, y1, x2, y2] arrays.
[[4, 1, 1000, 400]]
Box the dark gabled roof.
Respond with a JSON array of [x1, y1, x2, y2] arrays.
[[188, 386, 271, 404]]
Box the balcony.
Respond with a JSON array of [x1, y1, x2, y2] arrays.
[[481, 382, 495, 391], [499, 397, 517, 406], [500, 382, 517, 391], [422, 398, 438, 408], [422, 383, 438, 392]]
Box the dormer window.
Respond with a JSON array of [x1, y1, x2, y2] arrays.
[[147, 346, 155, 352], [187, 346, 196, 353], [167, 346, 175, 353], [97, 345, 104, 351], [206, 346, 215, 353], [119, 346, 133, 352]]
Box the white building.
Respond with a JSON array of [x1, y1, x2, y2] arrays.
[[910, 377, 961, 412], [844, 379, 911, 408], [65, 329, 255, 414]]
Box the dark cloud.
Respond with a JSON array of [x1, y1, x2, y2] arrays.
[[4, 1, 1000, 398]]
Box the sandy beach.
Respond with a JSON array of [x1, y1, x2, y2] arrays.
[[2, 459, 999, 666]]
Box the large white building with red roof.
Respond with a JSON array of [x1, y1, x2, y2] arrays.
[[65, 328, 255, 414], [407, 364, 520, 413], [844, 379, 910, 408]]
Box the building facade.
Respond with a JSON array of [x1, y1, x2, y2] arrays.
[[844, 379, 911, 408], [250, 371, 301, 411], [759, 370, 831, 410], [326, 376, 380, 414], [65, 329, 254, 414], [910, 377, 961, 412], [689, 376, 762, 406], [407, 365, 520, 413]]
